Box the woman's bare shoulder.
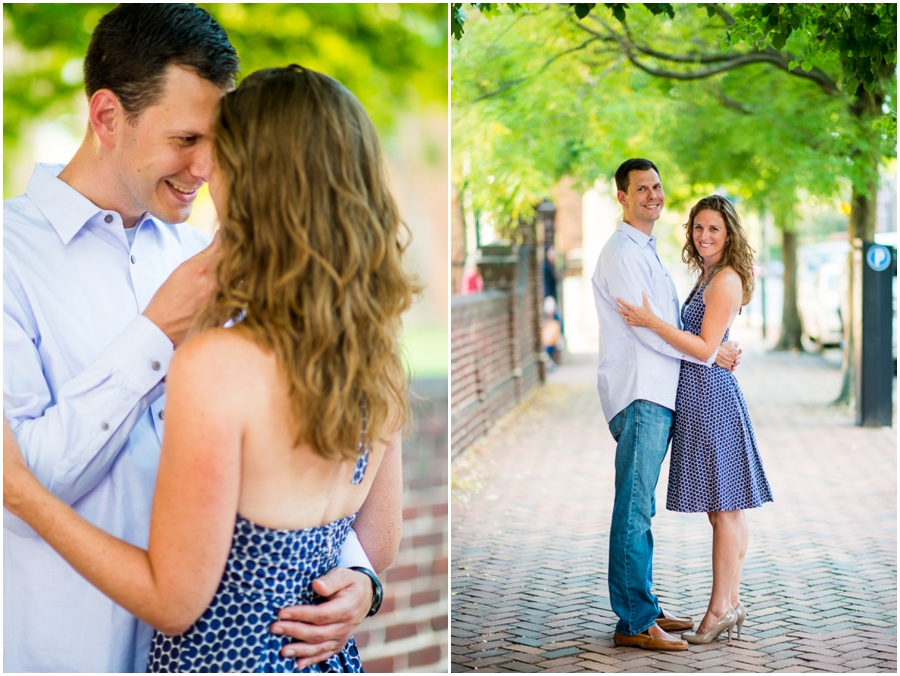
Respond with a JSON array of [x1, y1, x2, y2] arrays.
[[169, 328, 275, 395], [707, 267, 743, 301], [177, 327, 271, 362]]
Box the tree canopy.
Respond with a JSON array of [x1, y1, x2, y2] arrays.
[[452, 3, 896, 355], [4, 3, 448, 197], [453, 3, 895, 230]]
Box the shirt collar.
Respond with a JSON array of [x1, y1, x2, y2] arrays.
[[617, 220, 657, 249], [24, 163, 179, 245], [25, 164, 104, 245]]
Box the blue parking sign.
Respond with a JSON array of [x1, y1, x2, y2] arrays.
[[866, 244, 891, 272]]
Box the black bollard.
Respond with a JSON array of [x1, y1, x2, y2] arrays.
[[853, 240, 896, 427]]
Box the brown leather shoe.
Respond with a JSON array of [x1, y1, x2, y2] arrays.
[[656, 607, 695, 632], [614, 623, 689, 651]]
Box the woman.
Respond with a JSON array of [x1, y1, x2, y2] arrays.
[[616, 195, 773, 645], [4, 65, 417, 672]]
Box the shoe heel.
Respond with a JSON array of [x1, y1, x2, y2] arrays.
[[726, 624, 732, 645], [734, 602, 745, 640]]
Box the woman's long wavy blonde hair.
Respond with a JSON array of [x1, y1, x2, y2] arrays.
[[195, 65, 419, 461], [681, 195, 755, 306]]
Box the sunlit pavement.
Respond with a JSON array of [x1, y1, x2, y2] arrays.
[[451, 333, 896, 672]]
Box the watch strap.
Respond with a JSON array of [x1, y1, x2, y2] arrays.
[[349, 566, 383, 617]]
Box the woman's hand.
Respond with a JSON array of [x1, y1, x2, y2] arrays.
[[616, 292, 659, 329], [4, 416, 41, 516]]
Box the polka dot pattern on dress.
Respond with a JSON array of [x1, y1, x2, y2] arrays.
[[667, 273, 774, 513], [146, 514, 364, 673]]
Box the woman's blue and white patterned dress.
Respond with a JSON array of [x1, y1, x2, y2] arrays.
[[146, 446, 371, 673], [667, 274, 773, 513]]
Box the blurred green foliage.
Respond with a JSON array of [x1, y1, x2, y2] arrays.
[[452, 4, 896, 234], [4, 3, 448, 198]]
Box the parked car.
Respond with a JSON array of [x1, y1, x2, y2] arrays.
[[797, 241, 848, 349]]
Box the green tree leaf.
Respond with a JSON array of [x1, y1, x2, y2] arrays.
[[570, 4, 595, 20], [645, 3, 675, 19]]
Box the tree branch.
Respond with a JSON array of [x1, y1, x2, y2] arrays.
[[573, 18, 618, 43], [469, 35, 602, 103], [470, 78, 528, 103], [618, 36, 840, 97], [713, 5, 735, 27], [581, 12, 840, 98], [627, 53, 749, 79], [718, 90, 751, 114], [632, 42, 745, 65]]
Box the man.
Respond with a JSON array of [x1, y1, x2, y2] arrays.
[[591, 158, 741, 651], [4, 5, 391, 671]]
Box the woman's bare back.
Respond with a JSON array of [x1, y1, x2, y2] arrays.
[[198, 327, 387, 531]]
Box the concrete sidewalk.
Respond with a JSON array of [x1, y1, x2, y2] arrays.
[[451, 335, 896, 672]]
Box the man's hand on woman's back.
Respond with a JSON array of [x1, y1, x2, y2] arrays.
[[715, 340, 742, 372], [270, 568, 373, 669]]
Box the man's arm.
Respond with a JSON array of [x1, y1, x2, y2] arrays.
[[4, 302, 170, 514], [3, 334, 246, 636], [271, 431, 404, 669], [3, 243, 217, 517]]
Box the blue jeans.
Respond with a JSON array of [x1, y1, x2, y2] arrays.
[[607, 399, 674, 635]]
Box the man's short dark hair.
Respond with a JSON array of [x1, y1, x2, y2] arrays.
[[614, 158, 661, 193], [84, 4, 239, 120]]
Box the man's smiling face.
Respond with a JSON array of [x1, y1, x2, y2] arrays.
[[617, 168, 665, 230], [112, 64, 224, 225]]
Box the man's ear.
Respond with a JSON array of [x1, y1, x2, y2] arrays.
[[616, 190, 627, 208], [88, 89, 124, 149]]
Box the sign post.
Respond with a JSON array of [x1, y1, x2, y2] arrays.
[[853, 240, 896, 427]]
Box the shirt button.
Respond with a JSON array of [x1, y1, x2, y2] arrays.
[[158, 410, 165, 420], [104, 214, 113, 224], [151, 360, 161, 371], [101, 422, 109, 431], [131, 254, 136, 264]]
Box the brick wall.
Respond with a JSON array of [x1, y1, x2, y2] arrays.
[[358, 378, 448, 672], [450, 231, 544, 459]]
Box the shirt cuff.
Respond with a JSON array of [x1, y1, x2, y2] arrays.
[[101, 315, 174, 392], [337, 527, 374, 571]]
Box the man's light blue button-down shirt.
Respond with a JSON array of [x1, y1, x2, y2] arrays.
[[592, 221, 716, 423], [3, 163, 212, 672]]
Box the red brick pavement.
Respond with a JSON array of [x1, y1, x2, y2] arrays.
[[451, 334, 896, 672]]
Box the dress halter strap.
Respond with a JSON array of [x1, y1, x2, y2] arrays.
[[687, 268, 717, 306], [351, 399, 370, 485]]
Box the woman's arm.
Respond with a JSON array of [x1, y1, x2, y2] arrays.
[[3, 330, 245, 635], [353, 430, 403, 574], [617, 270, 743, 362]]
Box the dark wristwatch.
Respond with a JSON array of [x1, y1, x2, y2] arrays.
[[349, 566, 383, 617]]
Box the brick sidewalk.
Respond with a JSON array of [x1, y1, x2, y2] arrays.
[[451, 336, 896, 672]]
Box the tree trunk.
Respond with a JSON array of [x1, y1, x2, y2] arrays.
[[774, 226, 802, 350], [835, 85, 882, 404], [835, 176, 879, 403]]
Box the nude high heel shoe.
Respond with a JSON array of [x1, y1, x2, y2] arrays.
[[734, 602, 746, 639], [682, 608, 737, 645]]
